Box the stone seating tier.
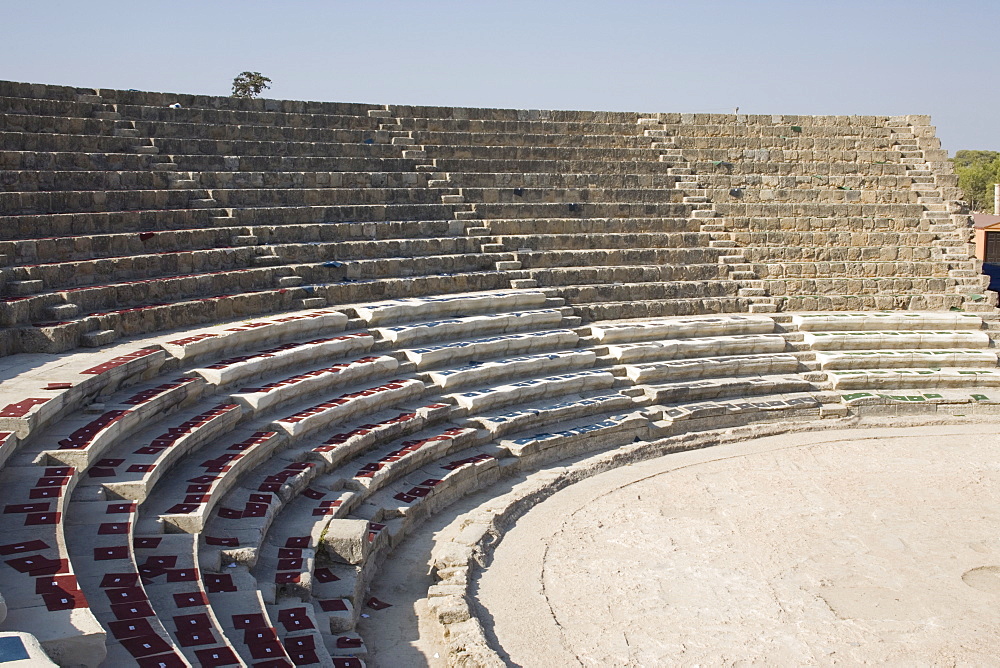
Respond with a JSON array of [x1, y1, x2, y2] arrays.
[[515, 248, 727, 270], [2, 168, 430, 193], [685, 160, 920, 178], [0, 219, 463, 267], [486, 234, 711, 253], [739, 243, 938, 262], [393, 117, 645, 134], [752, 261, 950, 279], [477, 218, 704, 236], [1, 303, 998, 665], [0, 186, 455, 216], [0, 113, 380, 146], [2, 265, 295, 323], [415, 157, 673, 175], [406, 130, 652, 149], [525, 265, 733, 288], [440, 171, 911, 191]]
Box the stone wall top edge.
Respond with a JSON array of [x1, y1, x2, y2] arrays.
[[0, 79, 934, 127]]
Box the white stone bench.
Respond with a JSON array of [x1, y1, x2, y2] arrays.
[[792, 311, 983, 332], [642, 374, 812, 404], [160, 308, 349, 361], [365, 446, 503, 522], [828, 368, 1000, 390], [157, 430, 286, 533], [840, 390, 1000, 405], [607, 334, 787, 363], [590, 314, 775, 343], [272, 379, 426, 439], [471, 392, 635, 439], [402, 329, 578, 369], [345, 427, 481, 495], [446, 369, 616, 414], [427, 350, 596, 390], [306, 403, 449, 470], [815, 349, 998, 370], [98, 403, 243, 502], [200, 459, 329, 570], [656, 393, 821, 425], [231, 355, 398, 415], [354, 290, 548, 325], [804, 330, 991, 350], [375, 309, 564, 346], [499, 412, 647, 464], [0, 346, 166, 439], [624, 353, 800, 383], [192, 332, 374, 388], [39, 376, 204, 470]]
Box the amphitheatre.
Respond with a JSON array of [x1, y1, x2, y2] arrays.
[[0, 78, 999, 667]]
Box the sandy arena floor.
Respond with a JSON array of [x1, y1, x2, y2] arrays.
[[474, 423, 1000, 666]]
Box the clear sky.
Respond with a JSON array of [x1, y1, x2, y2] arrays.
[[2, 1, 996, 154]]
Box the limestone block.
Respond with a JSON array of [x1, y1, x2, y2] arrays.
[[323, 518, 373, 564], [624, 353, 799, 384], [473, 392, 635, 439], [591, 314, 775, 343], [272, 378, 425, 438], [193, 332, 374, 387], [428, 350, 596, 390], [643, 374, 812, 404], [607, 333, 787, 363], [159, 308, 348, 361], [353, 290, 547, 325], [815, 349, 998, 370], [79, 328, 117, 349], [804, 330, 990, 351], [792, 311, 983, 331], [376, 308, 563, 346], [828, 368, 1000, 390], [500, 412, 647, 459], [403, 329, 578, 368], [428, 594, 471, 625], [231, 354, 397, 414], [446, 369, 616, 414], [443, 618, 509, 668]]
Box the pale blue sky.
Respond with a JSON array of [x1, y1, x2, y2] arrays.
[[1, 1, 995, 153]]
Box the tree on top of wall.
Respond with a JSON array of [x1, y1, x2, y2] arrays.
[[231, 72, 271, 99]]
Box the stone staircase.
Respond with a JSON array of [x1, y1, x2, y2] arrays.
[[639, 115, 778, 313], [888, 116, 996, 312]]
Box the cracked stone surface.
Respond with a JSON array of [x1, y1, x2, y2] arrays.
[[476, 423, 1000, 666]]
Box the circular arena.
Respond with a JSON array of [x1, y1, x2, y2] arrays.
[[0, 80, 999, 667]]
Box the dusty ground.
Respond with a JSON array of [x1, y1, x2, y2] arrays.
[[475, 423, 1000, 667]]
